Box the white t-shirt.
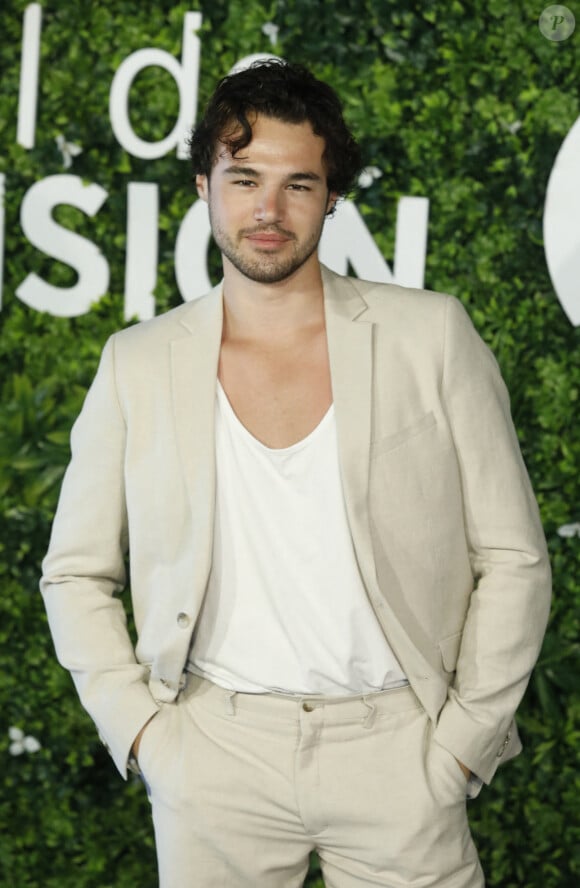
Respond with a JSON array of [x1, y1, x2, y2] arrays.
[[188, 382, 407, 696]]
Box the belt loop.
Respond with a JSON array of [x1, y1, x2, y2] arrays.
[[224, 690, 236, 716], [362, 697, 376, 729]]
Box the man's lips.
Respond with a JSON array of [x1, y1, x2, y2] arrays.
[[244, 231, 293, 247]]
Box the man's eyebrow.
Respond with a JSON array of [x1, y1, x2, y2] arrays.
[[287, 171, 323, 183], [223, 165, 260, 177], [222, 165, 323, 183]]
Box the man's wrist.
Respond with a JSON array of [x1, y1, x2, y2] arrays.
[[455, 757, 472, 781]]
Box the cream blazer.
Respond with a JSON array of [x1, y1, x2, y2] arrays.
[[41, 265, 551, 783]]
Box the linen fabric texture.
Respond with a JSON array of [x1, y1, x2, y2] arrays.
[[40, 265, 552, 791], [139, 675, 485, 887]]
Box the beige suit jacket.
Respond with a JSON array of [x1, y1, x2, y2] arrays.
[[41, 266, 551, 784]]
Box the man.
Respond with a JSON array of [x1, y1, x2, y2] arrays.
[[41, 60, 551, 887]]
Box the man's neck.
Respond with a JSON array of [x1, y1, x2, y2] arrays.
[[220, 257, 326, 345], [217, 255, 332, 449]]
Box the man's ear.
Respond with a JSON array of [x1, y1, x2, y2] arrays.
[[326, 191, 339, 216], [196, 174, 209, 202]]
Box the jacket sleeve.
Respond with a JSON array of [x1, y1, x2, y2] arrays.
[[432, 296, 551, 784], [40, 336, 160, 778]]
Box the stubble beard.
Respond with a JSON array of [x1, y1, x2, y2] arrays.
[[209, 212, 326, 285]]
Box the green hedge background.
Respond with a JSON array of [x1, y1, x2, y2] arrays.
[[1, 1, 579, 885]]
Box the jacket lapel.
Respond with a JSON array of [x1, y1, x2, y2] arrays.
[[170, 285, 223, 602], [323, 267, 377, 594], [323, 268, 443, 695]]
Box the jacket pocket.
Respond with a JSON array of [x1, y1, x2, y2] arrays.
[[370, 411, 437, 458]]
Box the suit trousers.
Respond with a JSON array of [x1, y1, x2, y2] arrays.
[[137, 674, 485, 887]]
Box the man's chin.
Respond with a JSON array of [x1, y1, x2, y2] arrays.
[[231, 258, 303, 285]]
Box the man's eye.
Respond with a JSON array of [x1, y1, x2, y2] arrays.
[[288, 184, 309, 192], [235, 179, 256, 187]]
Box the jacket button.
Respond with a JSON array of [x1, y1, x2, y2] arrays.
[[177, 612, 191, 629], [497, 731, 511, 757]]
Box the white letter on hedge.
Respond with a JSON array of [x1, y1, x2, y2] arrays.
[[109, 11, 202, 160], [319, 197, 429, 288], [124, 183, 158, 320], [175, 199, 212, 302], [17, 175, 109, 317], [17, 3, 42, 149], [544, 115, 580, 326], [394, 197, 429, 289]]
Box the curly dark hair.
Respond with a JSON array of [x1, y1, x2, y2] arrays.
[[189, 59, 362, 197]]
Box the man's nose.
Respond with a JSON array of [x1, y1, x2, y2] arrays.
[[254, 187, 284, 223]]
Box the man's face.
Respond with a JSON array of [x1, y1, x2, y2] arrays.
[[196, 115, 337, 285]]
